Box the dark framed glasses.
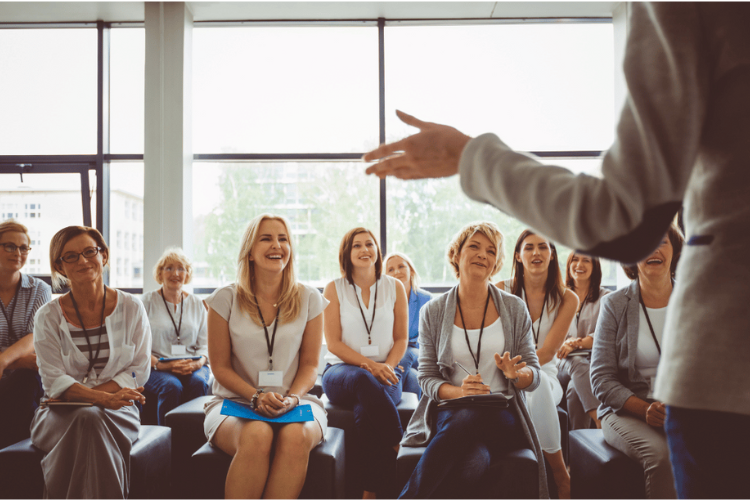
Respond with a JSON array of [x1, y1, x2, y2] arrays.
[[1, 243, 32, 255], [60, 247, 102, 264]]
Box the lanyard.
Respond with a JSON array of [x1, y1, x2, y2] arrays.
[[0, 277, 22, 339], [638, 285, 662, 355], [161, 290, 184, 344], [257, 305, 280, 370], [575, 291, 591, 330], [524, 290, 548, 349], [69, 287, 107, 383], [353, 280, 378, 346], [456, 288, 491, 375]]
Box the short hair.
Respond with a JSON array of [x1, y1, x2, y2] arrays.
[[510, 229, 565, 309], [0, 220, 30, 245], [50, 226, 109, 292], [446, 221, 505, 279], [339, 228, 383, 285], [153, 247, 193, 285], [384, 251, 422, 293], [235, 213, 301, 325], [622, 220, 685, 280], [565, 252, 603, 303]]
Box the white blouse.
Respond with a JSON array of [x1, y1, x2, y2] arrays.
[[140, 290, 208, 360], [636, 305, 666, 396], [33, 290, 152, 399], [449, 317, 509, 394], [206, 283, 328, 397], [325, 275, 398, 364]]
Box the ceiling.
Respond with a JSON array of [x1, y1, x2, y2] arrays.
[[0, 2, 619, 23]]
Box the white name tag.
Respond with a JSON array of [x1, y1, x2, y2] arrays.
[[171, 345, 187, 355], [360, 345, 380, 357], [259, 370, 284, 387]]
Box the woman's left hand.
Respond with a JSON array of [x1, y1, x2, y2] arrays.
[[171, 359, 201, 375], [494, 352, 526, 380], [256, 393, 298, 418]]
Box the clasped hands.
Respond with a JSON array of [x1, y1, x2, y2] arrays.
[[160, 358, 202, 375], [254, 392, 300, 418], [557, 338, 583, 359], [360, 361, 400, 386]]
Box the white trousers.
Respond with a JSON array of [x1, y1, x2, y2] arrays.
[[525, 364, 563, 454]]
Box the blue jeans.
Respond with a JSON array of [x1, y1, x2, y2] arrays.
[[400, 346, 421, 398], [322, 362, 404, 492], [666, 405, 750, 499], [144, 365, 211, 425], [400, 406, 528, 499], [0, 368, 43, 449]]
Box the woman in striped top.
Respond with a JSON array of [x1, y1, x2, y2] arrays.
[[30, 226, 151, 499]]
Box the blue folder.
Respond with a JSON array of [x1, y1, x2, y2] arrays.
[[220, 398, 314, 423]]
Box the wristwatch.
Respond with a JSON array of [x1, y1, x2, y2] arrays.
[[251, 388, 264, 409]]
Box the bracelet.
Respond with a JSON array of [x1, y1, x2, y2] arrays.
[[288, 393, 301, 405], [251, 388, 264, 409], [153, 362, 160, 372]]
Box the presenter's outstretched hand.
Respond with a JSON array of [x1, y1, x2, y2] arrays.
[[363, 110, 472, 180]]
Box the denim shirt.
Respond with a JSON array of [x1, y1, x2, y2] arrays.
[[408, 289, 432, 347]]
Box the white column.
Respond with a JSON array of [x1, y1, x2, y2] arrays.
[[612, 2, 633, 290], [143, 2, 193, 293]]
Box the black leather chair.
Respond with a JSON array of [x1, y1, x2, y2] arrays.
[[0, 425, 171, 499], [190, 426, 345, 499], [396, 445, 539, 498], [569, 429, 645, 499], [321, 391, 419, 498]]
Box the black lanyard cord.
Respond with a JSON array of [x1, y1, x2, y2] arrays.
[[456, 287, 491, 375], [353, 279, 378, 346], [257, 305, 280, 370], [524, 290, 548, 349], [638, 283, 662, 355], [0, 277, 23, 338], [69, 286, 107, 380], [575, 290, 591, 330], [161, 290, 184, 344]]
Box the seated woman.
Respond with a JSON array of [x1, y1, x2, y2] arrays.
[[141, 247, 210, 426], [384, 252, 432, 398], [497, 230, 578, 499], [31, 226, 150, 498], [0, 220, 51, 450], [557, 252, 610, 430], [591, 222, 683, 499], [204, 214, 328, 499], [401, 221, 547, 499], [322, 227, 408, 499]]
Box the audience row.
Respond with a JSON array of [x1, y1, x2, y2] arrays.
[[0, 214, 682, 499]]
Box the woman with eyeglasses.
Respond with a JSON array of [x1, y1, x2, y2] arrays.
[[0, 220, 51, 450], [30, 226, 151, 498], [140, 247, 209, 425]]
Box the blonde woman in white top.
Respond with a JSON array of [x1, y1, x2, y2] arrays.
[[322, 227, 408, 499], [141, 247, 209, 426], [204, 214, 328, 499], [497, 229, 578, 499]]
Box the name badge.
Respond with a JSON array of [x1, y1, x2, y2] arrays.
[[360, 345, 380, 357], [259, 370, 284, 387], [171, 345, 187, 355], [648, 376, 656, 399]]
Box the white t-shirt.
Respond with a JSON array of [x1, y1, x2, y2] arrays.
[[141, 290, 208, 360], [325, 275, 398, 364], [205, 283, 328, 396], [449, 317, 509, 394], [636, 306, 666, 397]]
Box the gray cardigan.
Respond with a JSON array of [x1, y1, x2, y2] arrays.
[[401, 284, 549, 499], [590, 279, 654, 420]]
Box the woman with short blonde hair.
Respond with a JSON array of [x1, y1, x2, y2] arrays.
[[141, 247, 209, 425]]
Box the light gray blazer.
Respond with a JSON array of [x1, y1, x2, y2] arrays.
[[401, 284, 549, 499], [590, 279, 654, 420]]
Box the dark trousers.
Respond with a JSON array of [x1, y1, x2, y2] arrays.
[[400, 346, 421, 398], [143, 365, 211, 425], [400, 406, 528, 499], [322, 362, 404, 492], [666, 405, 750, 499], [0, 368, 43, 449]]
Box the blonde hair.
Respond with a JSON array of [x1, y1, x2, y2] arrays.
[[236, 214, 301, 326], [446, 221, 505, 278], [153, 247, 193, 285], [0, 220, 30, 245], [384, 251, 422, 293], [50, 226, 109, 292]]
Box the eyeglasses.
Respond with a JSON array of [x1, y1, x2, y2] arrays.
[[60, 247, 102, 264], [1, 243, 32, 255]]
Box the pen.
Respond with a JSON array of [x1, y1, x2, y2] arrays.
[[132, 371, 137, 387], [454, 361, 473, 376]]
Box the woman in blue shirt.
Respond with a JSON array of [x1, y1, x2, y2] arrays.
[[384, 252, 431, 397]]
